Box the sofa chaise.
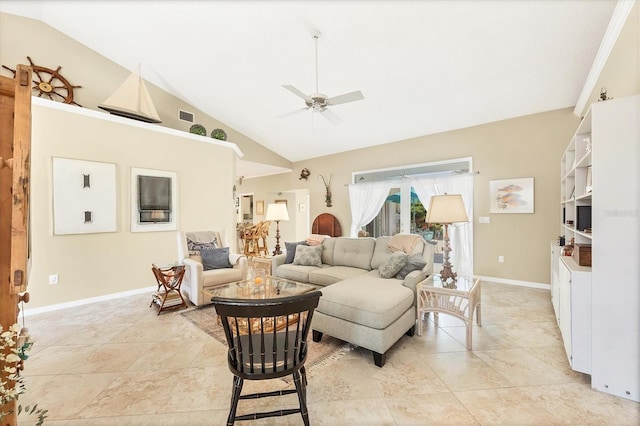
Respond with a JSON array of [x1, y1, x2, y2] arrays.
[[272, 235, 433, 367]]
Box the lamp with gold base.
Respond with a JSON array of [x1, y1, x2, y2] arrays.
[[425, 194, 468, 285]]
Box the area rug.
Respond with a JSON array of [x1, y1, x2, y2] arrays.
[[181, 304, 352, 381]]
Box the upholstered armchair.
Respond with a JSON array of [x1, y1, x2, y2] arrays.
[[177, 230, 248, 306]]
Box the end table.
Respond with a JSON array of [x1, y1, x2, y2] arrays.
[[416, 275, 481, 350], [251, 256, 273, 275]]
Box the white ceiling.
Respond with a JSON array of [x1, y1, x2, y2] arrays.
[[1, 1, 617, 163]]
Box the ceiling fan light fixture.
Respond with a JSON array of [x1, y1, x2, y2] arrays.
[[280, 33, 364, 124]]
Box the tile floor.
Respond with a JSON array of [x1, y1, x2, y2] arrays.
[[17, 282, 640, 425]]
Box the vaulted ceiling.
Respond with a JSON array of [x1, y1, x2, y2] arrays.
[[1, 1, 617, 163]]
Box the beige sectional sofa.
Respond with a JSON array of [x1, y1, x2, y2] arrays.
[[273, 235, 433, 367]]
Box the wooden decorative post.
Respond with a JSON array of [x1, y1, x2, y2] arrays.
[[0, 64, 32, 426]]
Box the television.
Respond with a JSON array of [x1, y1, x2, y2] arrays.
[[138, 175, 172, 223]]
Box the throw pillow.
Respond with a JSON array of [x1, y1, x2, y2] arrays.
[[285, 241, 308, 264], [187, 237, 218, 255], [201, 247, 232, 270], [395, 253, 427, 279], [293, 244, 323, 267], [378, 252, 409, 279]]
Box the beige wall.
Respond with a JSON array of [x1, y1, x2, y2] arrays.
[[0, 12, 290, 170], [579, 1, 640, 116], [239, 108, 580, 285], [27, 101, 238, 309], [2, 6, 637, 305]]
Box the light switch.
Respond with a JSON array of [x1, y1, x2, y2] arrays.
[[479, 216, 490, 223]]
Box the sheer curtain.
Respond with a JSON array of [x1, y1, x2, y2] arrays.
[[410, 174, 474, 276], [348, 181, 393, 237]]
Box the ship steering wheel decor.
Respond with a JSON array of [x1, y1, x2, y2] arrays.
[[3, 56, 82, 106]]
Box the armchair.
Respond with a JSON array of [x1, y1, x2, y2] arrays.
[[177, 230, 248, 306]]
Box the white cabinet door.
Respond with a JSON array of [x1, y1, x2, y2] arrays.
[[550, 243, 562, 321], [558, 259, 572, 361], [558, 256, 591, 374]]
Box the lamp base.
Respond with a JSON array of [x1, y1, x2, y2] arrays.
[[272, 220, 282, 255], [440, 223, 457, 287]]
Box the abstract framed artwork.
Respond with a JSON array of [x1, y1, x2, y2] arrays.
[[52, 157, 117, 235], [131, 167, 178, 232], [489, 177, 534, 214]]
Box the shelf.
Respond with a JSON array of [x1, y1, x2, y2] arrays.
[[574, 229, 592, 240], [576, 151, 592, 168]]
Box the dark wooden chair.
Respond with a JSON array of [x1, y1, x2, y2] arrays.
[[212, 291, 322, 426]]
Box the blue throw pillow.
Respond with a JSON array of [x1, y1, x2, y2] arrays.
[[201, 247, 232, 270], [285, 241, 308, 264]]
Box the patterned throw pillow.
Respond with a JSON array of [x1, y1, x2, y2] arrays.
[[395, 253, 427, 279], [378, 252, 409, 279], [187, 237, 218, 255], [200, 247, 232, 271], [293, 244, 323, 267], [285, 241, 308, 264]]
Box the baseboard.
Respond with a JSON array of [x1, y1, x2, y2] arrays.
[[23, 286, 156, 316], [476, 275, 550, 290]]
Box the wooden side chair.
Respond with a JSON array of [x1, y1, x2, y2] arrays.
[[256, 220, 270, 256], [211, 291, 322, 426], [242, 225, 259, 257], [150, 263, 187, 314]]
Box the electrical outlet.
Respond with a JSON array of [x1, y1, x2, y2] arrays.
[[48, 274, 59, 285], [498, 256, 504, 263]]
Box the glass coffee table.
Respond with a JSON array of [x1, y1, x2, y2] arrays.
[[203, 276, 317, 334], [204, 275, 316, 300]]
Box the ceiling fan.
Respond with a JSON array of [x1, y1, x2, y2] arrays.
[[280, 34, 364, 125]]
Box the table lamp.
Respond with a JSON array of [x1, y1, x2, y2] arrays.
[[265, 203, 289, 255], [425, 194, 469, 284]]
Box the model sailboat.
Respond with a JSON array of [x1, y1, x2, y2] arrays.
[[99, 69, 162, 123]]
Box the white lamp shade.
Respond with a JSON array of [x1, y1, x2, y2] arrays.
[[425, 194, 468, 224], [265, 203, 289, 221]]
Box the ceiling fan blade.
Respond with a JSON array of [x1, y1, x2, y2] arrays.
[[319, 108, 342, 125], [278, 107, 309, 119], [282, 85, 313, 103], [326, 90, 364, 106]]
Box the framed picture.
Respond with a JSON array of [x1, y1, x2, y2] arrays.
[[52, 157, 117, 235], [275, 199, 287, 207], [490, 177, 534, 214], [256, 200, 265, 215], [131, 167, 178, 232]]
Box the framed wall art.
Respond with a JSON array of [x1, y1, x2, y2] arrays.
[[52, 157, 117, 235], [255, 200, 265, 215], [131, 167, 178, 232], [489, 177, 534, 214]]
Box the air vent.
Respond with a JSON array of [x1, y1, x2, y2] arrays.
[[178, 109, 194, 123]]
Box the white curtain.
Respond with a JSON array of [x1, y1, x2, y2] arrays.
[[410, 174, 474, 277], [348, 181, 393, 237]]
